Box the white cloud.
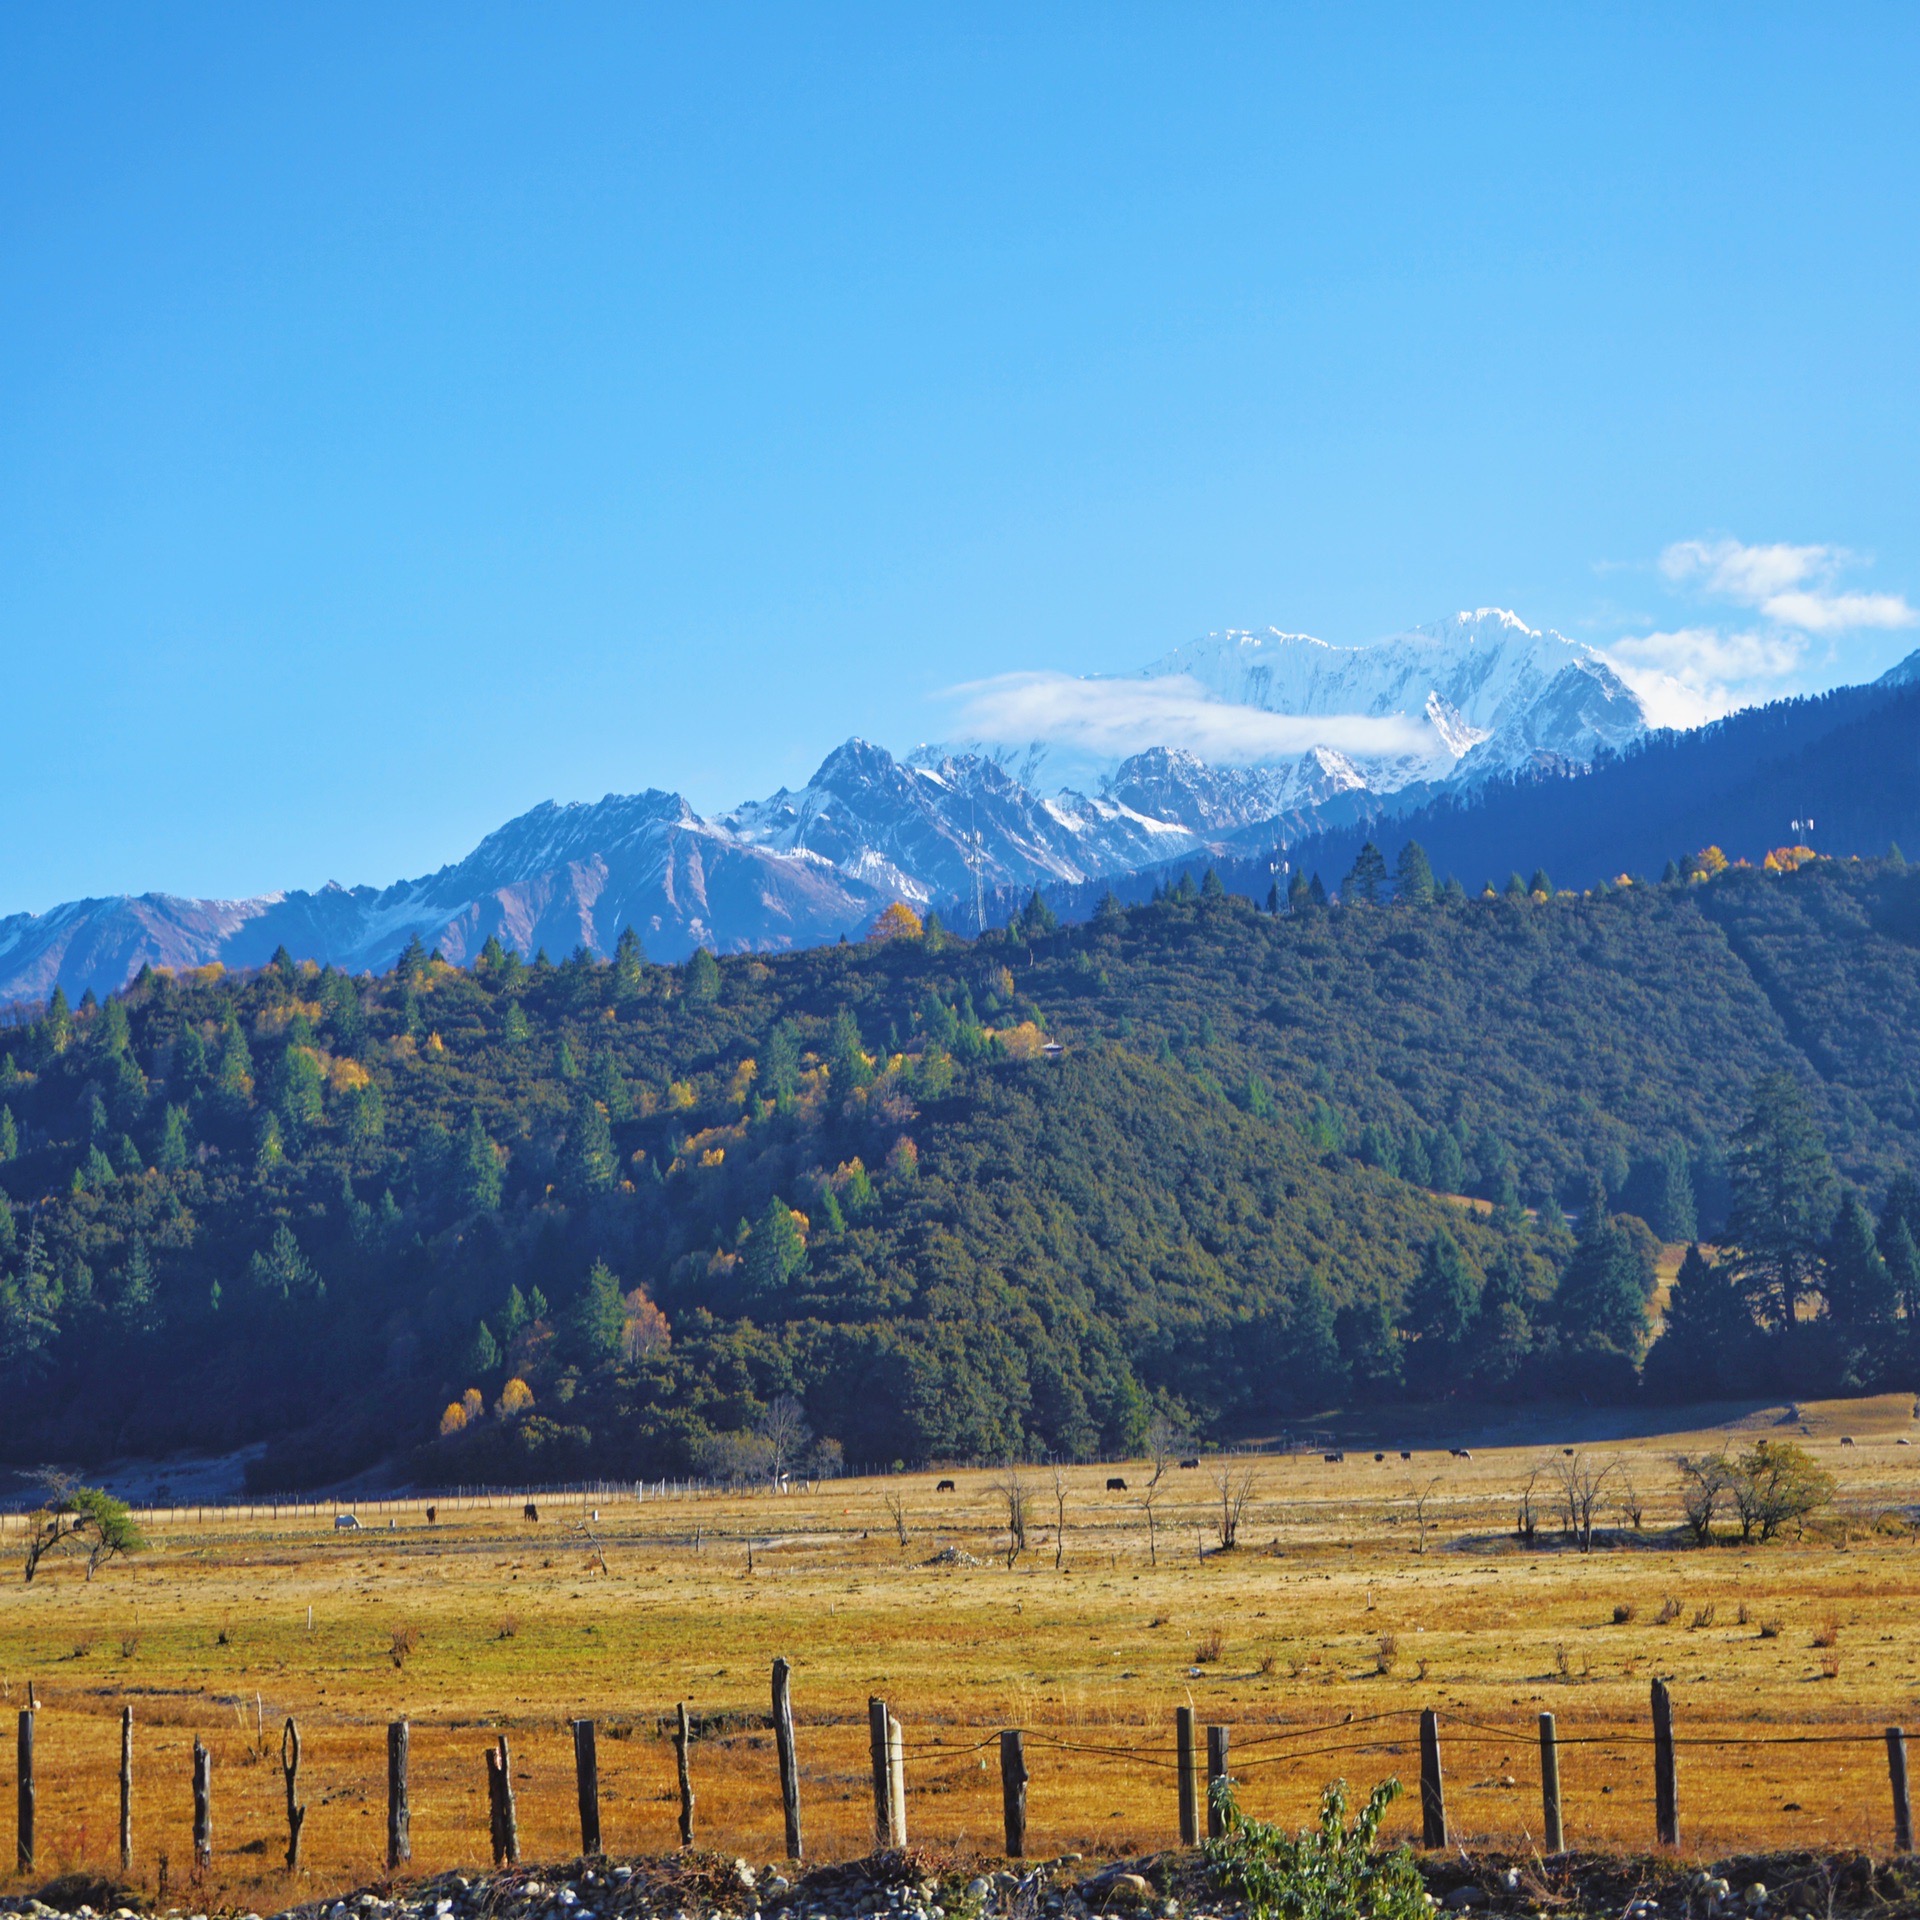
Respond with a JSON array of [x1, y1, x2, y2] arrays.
[[1659, 536, 1916, 633], [1607, 535, 1916, 727], [1602, 627, 1805, 729], [947, 670, 1434, 764]]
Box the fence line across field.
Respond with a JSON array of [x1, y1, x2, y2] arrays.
[[2, 1674, 1913, 1879]]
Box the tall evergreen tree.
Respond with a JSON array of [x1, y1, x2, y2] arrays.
[[1394, 840, 1436, 906], [1726, 1071, 1836, 1336], [1651, 1139, 1699, 1243], [1553, 1176, 1651, 1358], [828, 1009, 874, 1098], [744, 1197, 808, 1297], [1644, 1243, 1749, 1398], [565, 1095, 618, 1194], [683, 948, 722, 1001], [1823, 1190, 1896, 1336], [569, 1259, 626, 1363], [116, 1234, 160, 1337], [1407, 1229, 1479, 1350], [612, 926, 646, 998], [1343, 841, 1389, 905], [458, 1111, 503, 1211]]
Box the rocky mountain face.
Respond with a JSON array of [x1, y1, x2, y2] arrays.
[[0, 610, 1659, 1003]]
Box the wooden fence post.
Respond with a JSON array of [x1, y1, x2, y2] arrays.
[[674, 1704, 695, 1848], [771, 1659, 802, 1862], [1651, 1679, 1678, 1848], [888, 1714, 908, 1848], [868, 1698, 893, 1846], [1538, 1711, 1564, 1854], [388, 1720, 411, 1869], [16, 1708, 33, 1873], [1888, 1727, 1913, 1854], [485, 1735, 518, 1865], [573, 1719, 601, 1856], [486, 1745, 504, 1864], [1176, 1706, 1199, 1846], [1418, 1709, 1446, 1847], [999, 1730, 1028, 1857], [281, 1718, 306, 1871], [120, 1706, 134, 1873], [191, 1738, 212, 1870], [1205, 1724, 1230, 1840]]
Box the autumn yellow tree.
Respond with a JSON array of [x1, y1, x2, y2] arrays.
[[867, 902, 924, 943]]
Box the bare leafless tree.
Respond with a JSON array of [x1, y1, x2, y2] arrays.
[[754, 1395, 813, 1490], [1553, 1450, 1617, 1552], [1515, 1464, 1541, 1544], [1403, 1475, 1445, 1554], [1051, 1463, 1068, 1570], [882, 1491, 908, 1548], [1140, 1411, 1190, 1569], [1214, 1459, 1258, 1550], [993, 1462, 1031, 1569]]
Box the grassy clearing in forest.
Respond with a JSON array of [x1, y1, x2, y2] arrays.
[[0, 1397, 1917, 1908]]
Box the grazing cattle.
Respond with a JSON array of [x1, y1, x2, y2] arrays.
[[1449, 1448, 1473, 1460], [1178, 1458, 1200, 1470], [1841, 1436, 1856, 1447], [1563, 1446, 1575, 1456], [1374, 1452, 1385, 1463], [1323, 1451, 1346, 1463], [935, 1478, 956, 1492], [523, 1501, 539, 1522], [333, 1513, 360, 1531], [1106, 1476, 1129, 1491], [425, 1505, 437, 1524], [1399, 1450, 1411, 1460]]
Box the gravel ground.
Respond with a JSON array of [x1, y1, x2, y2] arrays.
[[4, 1843, 1918, 1920]]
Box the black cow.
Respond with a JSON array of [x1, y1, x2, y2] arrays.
[[1178, 1458, 1200, 1470], [935, 1478, 956, 1492], [426, 1505, 437, 1524], [1106, 1476, 1128, 1491], [523, 1501, 540, 1521]]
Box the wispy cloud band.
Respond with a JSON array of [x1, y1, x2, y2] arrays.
[[947, 670, 1433, 763]]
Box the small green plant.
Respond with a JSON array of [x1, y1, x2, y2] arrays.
[[1205, 1775, 1429, 1920]]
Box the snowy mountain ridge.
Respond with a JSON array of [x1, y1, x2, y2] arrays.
[[0, 610, 1659, 1003]]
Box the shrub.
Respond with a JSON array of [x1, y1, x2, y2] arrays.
[[1811, 1613, 1840, 1649], [389, 1624, 420, 1669], [1689, 1605, 1716, 1630], [1612, 1603, 1635, 1624], [1194, 1629, 1226, 1664], [1758, 1618, 1782, 1639], [1656, 1596, 1682, 1624], [1205, 1776, 1429, 1920], [1375, 1634, 1398, 1675]]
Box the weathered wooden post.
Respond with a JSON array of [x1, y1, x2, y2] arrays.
[[999, 1730, 1028, 1857], [498, 1735, 519, 1864], [16, 1707, 34, 1873], [1651, 1679, 1678, 1847], [281, 1718, 307, 1870], [388, 1720, 411, 1869], [888, 1713, 908, 1848], [868, 1697, 893, 1845], [573, 1718, 601, 1856], [191, 1737, 212, 1870], [674, 1704, 695, 1848], [771, 1658, 802, 1862], [1176, 1706, 1199, 1846], [1538, 1711, 1564, 1854], [486, 1744, 504, 1863], [1888, 1727, 1913, 1854], [120, 1706, 134, 1872], [1418, 1709, 1446, 1847], [1205, 1724, 1230, 1840]]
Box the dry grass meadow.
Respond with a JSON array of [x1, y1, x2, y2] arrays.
[[1, 1394, 1918, 1907]]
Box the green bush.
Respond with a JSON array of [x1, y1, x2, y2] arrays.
[[1205, 1776, 1428, 1920]]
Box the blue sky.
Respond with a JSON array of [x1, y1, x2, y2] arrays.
[[2, 7, 1916, 911]]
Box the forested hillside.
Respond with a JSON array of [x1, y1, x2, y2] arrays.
[[4, 853, 1920, 1489]]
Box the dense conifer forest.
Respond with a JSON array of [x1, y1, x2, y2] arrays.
[[3, 852, 1919, 1489]]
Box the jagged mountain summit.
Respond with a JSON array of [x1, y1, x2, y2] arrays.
[[0, 610, 1659, 1003]]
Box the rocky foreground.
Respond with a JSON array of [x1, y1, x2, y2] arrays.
[[7, 1846, 1919, 1920]]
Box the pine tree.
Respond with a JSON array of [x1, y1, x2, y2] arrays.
[[744, 1198, 808, 1297], [565, 1094, 618, 1194], [1529, 868, 1554, 899], [502, 999, 530, 1044], [1407, 1229, 1479, 1349], [588, 1048, 634, 1120], [466, 1320, 501, 1376], [98, 997, 131, 1055], [828, 1009, 874, 1099], [1287, 871, 1310, 913], [613, 926, 646, 998], [0, 1106, 15, 1162], [477, 934, 507, 972], [1652, 1139, 1699, 1243], [275, 1045, 325, 1136], [1882, 1214, 1920, 1327], [1553, 1176, 1652, 1358], [1394, 841, 1436, 906], [255, 1112, 285, 1174], [1308, 873, 1328, 908], [683, 949, 722, 1002], [1824, 1190, 1896, 1335], [499, 1285, 530, 1340], [1441, 875, 1467, 904], [1200, 869, 1226, 903], [157, 1104, 190, 1173], [247, 1222, 323, 1302], [1343, 842, 1389, 905], [216, 1015, 254, 1106], [1645, 1244, 1750, 1398], [763, 1020, 801, 1107], [569, 1259, 626, 1363], [45, 986, 72, 1055], [1726, 1071, 1836, 1336], [458, 1110, 503, 1211], [117, 1234, 160, 1337], [396, 934, 428, 984]]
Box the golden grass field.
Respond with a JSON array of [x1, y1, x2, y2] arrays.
[[0, 1394, 1917, 1908]]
